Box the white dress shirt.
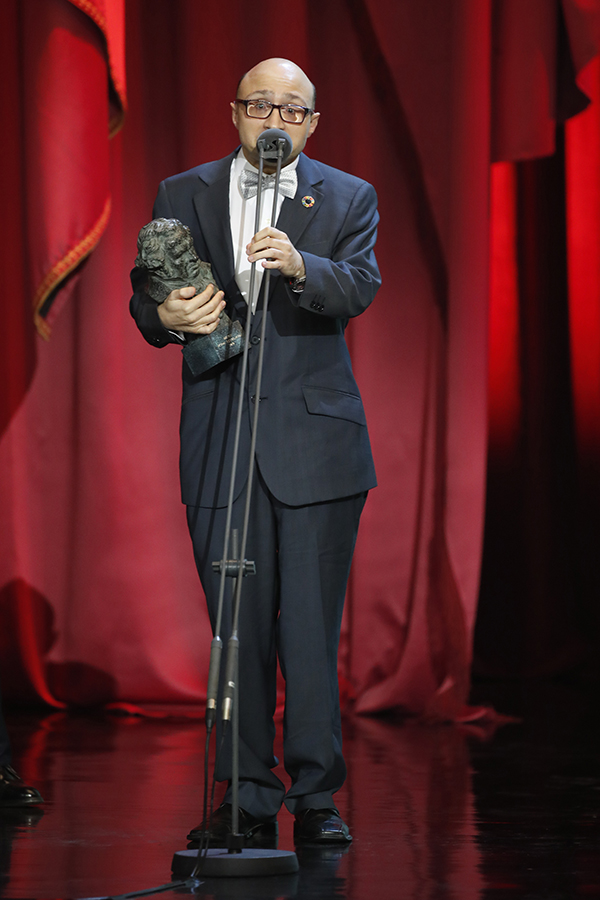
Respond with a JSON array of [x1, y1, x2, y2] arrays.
[[229, 149, 299, 312]]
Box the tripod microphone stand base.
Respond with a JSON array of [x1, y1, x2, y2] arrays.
[[172, 847, 299, 878]]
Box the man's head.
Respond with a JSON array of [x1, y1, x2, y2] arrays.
[[231, 58, 319, 172]]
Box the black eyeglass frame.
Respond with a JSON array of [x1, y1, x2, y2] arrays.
[[233, 99, 314, 124]]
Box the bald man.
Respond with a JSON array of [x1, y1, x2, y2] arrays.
[[130, 58, 380, 846]]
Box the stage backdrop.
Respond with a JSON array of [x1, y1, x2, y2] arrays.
[[1, 0, 599, 720]]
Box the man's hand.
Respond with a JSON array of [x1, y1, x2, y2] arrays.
[[247, 227, 305, 279], [157, 284, 226, 334]]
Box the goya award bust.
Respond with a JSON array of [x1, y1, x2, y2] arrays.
[[135, 217, 243, 376]]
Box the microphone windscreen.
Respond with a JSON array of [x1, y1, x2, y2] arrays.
[[257, 128, 293, 163]]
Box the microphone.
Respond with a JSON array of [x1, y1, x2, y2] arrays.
[[257, 128, 293, 164]]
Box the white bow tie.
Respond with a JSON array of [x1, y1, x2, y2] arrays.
[[239, 167, 298, 201]]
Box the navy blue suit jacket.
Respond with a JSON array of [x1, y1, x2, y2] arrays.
[[130, 150, 380, 508]]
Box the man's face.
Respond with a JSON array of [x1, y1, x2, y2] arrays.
[[231, 59, 320, 172]]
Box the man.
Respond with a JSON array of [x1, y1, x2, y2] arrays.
[[130, 58, 380, 845]]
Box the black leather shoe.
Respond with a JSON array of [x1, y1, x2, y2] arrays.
[[187, 802, 278, 848], [294, 808, 352, 844], [0, 766, 44, 808]]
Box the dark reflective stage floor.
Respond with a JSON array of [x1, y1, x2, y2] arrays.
[[2, 680, 600, 899]]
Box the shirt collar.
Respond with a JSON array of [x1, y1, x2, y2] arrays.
[[234, 147, 300, 176]]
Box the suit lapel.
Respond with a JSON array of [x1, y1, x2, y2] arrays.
[[192, 153, 236, 294], [276, 154, 324, 249]]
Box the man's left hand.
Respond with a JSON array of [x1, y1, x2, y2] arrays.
[[247, 227, 305, 279]]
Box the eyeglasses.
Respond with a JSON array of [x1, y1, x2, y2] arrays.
[[234, 99, 314, 124]]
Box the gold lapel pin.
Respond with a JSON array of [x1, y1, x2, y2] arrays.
[[301, 195, 315, 208]]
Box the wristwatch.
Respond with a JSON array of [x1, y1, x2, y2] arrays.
[[288, 274, 307, 293]]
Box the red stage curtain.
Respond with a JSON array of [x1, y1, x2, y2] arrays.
[[0, 0, 125, 705], [566, 56, 600, 468], [1, 1, 599, 717], [564, 53, 600, 681], [476, 3, 600, 680]]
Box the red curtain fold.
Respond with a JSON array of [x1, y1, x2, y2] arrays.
[[488, 162, 522, 462], [566, 56, 600, 466], [486, 5, 600, 469], [1, 0, 600, 717], [23, 0, 125, 338], [69, 0, 127, 136], [487, 0, 600, 463]]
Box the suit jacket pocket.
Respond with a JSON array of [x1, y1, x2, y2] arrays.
[[182, 383, 216, 404], [302, 385, 367, 426]]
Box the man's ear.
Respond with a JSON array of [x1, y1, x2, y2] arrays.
[[308, 112, 320, 138], [231, 101, 239, 127]]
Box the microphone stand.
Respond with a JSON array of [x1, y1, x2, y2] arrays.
[[172, 130, 299, 880]]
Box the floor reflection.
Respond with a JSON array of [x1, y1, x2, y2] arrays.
[[0, 807, 44, 895], [343, 716, 482, 900], [1, 691, 599, 899]]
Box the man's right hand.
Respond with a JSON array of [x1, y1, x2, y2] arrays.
[[157, 284, 226, 334]]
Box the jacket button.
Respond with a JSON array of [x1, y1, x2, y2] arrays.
[[251, 335, 260, 345]]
